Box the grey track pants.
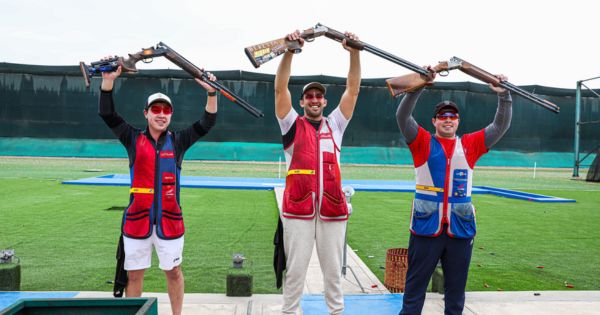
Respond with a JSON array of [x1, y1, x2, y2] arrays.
[[281, 216, 346, 315]]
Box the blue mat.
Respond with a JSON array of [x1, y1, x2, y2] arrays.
[[62, 174, 575, 202], [302, 294, 403, 315], [0, 292, 78, 311]]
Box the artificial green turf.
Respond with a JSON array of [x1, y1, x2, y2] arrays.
[[348, 190, 600, 292], [0, 177, 279, 293], [1, 157, 599, 293]]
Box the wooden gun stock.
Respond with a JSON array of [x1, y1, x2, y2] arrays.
[[244, 38, 300, 68], [118, 47, 164, 72], [321, 26, 365, 50], [243, 26, 326, 68], [385, 62, 450, 96], [457, 59, 501, 86]]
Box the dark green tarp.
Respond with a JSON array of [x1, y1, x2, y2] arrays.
[[1, 62, 599, 154]]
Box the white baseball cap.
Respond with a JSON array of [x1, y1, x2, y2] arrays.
[[146, 92, 173, 109]]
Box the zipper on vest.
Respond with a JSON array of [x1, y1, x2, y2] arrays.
[[153, 148, 160, 225], [315, 127, 321, 211], [442, 157, 450, 225]]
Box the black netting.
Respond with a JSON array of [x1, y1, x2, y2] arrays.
[[1, 62, 599, 153]]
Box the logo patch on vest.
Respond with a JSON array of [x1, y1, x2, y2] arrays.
[[452, 169, 468, 197], [162, 173, 176, 183], [160, 151, 174, 158]]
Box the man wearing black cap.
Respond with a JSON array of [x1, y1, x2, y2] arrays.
[[395, 72, 512, 315], [274, 29, 361, 315], [98, 63, 218, 315]]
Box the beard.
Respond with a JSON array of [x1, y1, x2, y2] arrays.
[[304, 106, 324, 119]]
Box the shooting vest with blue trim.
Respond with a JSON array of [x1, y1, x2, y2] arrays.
[[282, 116, 348, 221], [410, 136, 476, 239], [122, 132, 184, 240]]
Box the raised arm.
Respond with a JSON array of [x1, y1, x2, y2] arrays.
[[274, 31, 303, 119], [99, 58, 122, 117], [483, 74, 512, 149], [484, 91, 512, 148], [395, 66, 435, 144], [338, 32, 361, 120], [395, 88, 424, 144], [98, 58, 125, 126], [97, 59, 137, 153], [193, 71, 218, 114]]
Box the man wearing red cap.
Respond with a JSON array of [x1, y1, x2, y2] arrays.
[[274, 29, 361, 315], [396, 72, 512, 315], [98, 63, 218, 315]]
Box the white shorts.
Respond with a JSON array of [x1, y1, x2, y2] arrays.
[[123, 226, 184, 271]]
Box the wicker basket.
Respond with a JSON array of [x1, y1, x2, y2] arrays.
[[384, 248, 408, 293]]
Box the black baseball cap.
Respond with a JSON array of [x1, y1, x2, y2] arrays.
[[433, 100, 459, 117]]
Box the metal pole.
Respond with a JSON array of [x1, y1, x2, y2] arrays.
[[342, 221, 365, 293], [573, 81, 582, 177]]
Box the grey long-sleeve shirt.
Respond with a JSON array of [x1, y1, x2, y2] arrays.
[[395, 88, 512, 149]]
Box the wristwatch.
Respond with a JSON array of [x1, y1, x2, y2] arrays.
[[207, 91, 217, 97]]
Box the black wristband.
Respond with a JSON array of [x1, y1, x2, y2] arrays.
[[207, 91, 217, 97]]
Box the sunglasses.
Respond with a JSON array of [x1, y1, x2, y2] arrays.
[[304, 93, 324, 100], [149, 105, 173, 115], [436, 112, 459, 120]]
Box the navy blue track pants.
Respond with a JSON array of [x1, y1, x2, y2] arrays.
[[399, 232, 473, 315]]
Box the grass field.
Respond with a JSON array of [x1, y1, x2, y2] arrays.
[[1, 157, 599, 293]]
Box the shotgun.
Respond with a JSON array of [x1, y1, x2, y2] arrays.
[[385, 57, 560, 114], [244, 23, 428, 76], [80, 43, 264, 118]]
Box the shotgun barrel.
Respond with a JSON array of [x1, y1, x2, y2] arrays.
[[158, 42, 264, 118], [316, 23, 429, 76], [451, 57, 560, 114]]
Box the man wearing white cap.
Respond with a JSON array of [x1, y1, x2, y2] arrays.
[[98, 63, 218, 315], [273, 29, 361, 315]]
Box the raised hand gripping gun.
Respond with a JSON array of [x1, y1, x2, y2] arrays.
[[385, 57, 560, 114], [244, 23, 429, 77], [80, 43, 263, 118]]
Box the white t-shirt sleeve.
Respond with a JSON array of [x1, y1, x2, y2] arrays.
[[277, 109, 299, 135], [327, 106, 350, 134]]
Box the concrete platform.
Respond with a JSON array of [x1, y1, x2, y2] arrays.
[[71, 290, 600, 315]]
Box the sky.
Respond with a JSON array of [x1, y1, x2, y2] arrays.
[[1, 0, 599, 89]]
